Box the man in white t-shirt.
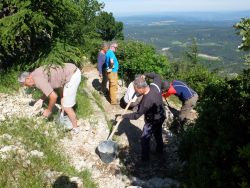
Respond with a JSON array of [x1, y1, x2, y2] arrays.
[[120, 80, 143, 110]]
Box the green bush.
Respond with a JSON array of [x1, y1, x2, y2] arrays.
[[115, 40, 171, 83], [173, 63, 220, 99], [75, 77, 93, 118], [179, 69, 250, 188], [0, 69, 19, 93]]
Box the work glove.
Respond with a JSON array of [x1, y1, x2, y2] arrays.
[[34, 99, 43, 110]]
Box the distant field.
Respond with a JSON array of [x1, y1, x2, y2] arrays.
[[198, 53, 220, 61], [121, 16, 248, 73]]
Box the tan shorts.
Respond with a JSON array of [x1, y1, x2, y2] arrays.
[[63, 69, 81, 107]]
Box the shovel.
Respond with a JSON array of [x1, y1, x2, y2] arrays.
[[97, 95, 135, 163]]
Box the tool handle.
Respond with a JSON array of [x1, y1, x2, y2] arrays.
[[107, 97, 134, 140]]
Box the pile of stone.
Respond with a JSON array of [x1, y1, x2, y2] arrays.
[[0, 89, 42, 121]]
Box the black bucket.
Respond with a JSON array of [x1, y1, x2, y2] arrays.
[[97, 140, 118, 163]]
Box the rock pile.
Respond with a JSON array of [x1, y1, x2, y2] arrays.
[[0, 89, 42, 121]]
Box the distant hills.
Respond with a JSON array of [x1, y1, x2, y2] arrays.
[[118, 11, 250, 73], [117, 11, 250, 23]]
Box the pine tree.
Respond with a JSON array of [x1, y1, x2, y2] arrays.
[[0, 0, 104, 69]]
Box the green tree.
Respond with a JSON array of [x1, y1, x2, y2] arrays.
[[0, 0, 103, 70], [185, 38, 198, 65], [234, 18, 250, 66], [179, 18, 250, 188], [95, 11, 124, 41]]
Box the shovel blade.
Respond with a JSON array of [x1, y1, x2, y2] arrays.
[[97, 140, 118, 163]]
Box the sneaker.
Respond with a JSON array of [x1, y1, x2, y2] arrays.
[[72, 127, 80, 134]]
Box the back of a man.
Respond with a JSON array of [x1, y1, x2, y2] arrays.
[[162, 79, 198, 123], [170, 80, 197, 103], [31, 63, 77, 96], [97, 43, 108, 94]]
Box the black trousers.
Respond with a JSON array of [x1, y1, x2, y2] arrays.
[[141, 117, 165, 161]]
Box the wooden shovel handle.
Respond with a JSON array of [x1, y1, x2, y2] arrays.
[[107, 95, 135, 140]]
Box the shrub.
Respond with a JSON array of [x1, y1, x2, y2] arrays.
[[0, 69, 19, 93], [179, 69, 250, 188], [115, 40, 171, 83]]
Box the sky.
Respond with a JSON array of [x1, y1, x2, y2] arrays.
[[99, 0, 250, 16]]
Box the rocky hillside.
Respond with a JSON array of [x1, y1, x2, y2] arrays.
[[0, 65, 184, 188]]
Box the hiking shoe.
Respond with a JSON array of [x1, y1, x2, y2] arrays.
[[72, 127, 80, 134]]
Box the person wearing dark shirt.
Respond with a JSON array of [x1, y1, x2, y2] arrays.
[[122, 74, 166, 161], [161, 79, 198, 123], [97, 43, 109, 94]]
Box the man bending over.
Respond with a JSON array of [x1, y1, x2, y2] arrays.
[[18, 63, 81, 134]]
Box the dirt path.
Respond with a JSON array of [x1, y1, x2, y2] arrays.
[[81, 65, 183, 185]]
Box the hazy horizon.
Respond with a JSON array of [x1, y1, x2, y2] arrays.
[[115, 10, 250, 19], [100, 0, 250, 17]]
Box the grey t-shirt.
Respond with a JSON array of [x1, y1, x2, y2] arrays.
[[31, 63, 77, 96]]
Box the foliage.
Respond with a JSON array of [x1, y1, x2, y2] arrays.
[[114, 40, 171, 83], [32, 40, 84, 69], [179, 69, 250, 188], [185, 38, 198, 65], [166, 55, 221, 100], [235, 18, 250, 51], [75, 77, 93, 118], [0, 0, 112, 70], [0, 69, 19, 93], [171, 62, 220, 99], [234, 18, 250, 67], [83, 38, 105, 64], [95, 11, 124, 41]]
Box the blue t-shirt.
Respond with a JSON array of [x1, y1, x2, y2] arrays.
[[105, 49, 119, 73]]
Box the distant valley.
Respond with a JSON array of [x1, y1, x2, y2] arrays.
[[118, 11, 250, 73]]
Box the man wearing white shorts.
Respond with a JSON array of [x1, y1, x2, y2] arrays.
[[18, 63, 81, 133]]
